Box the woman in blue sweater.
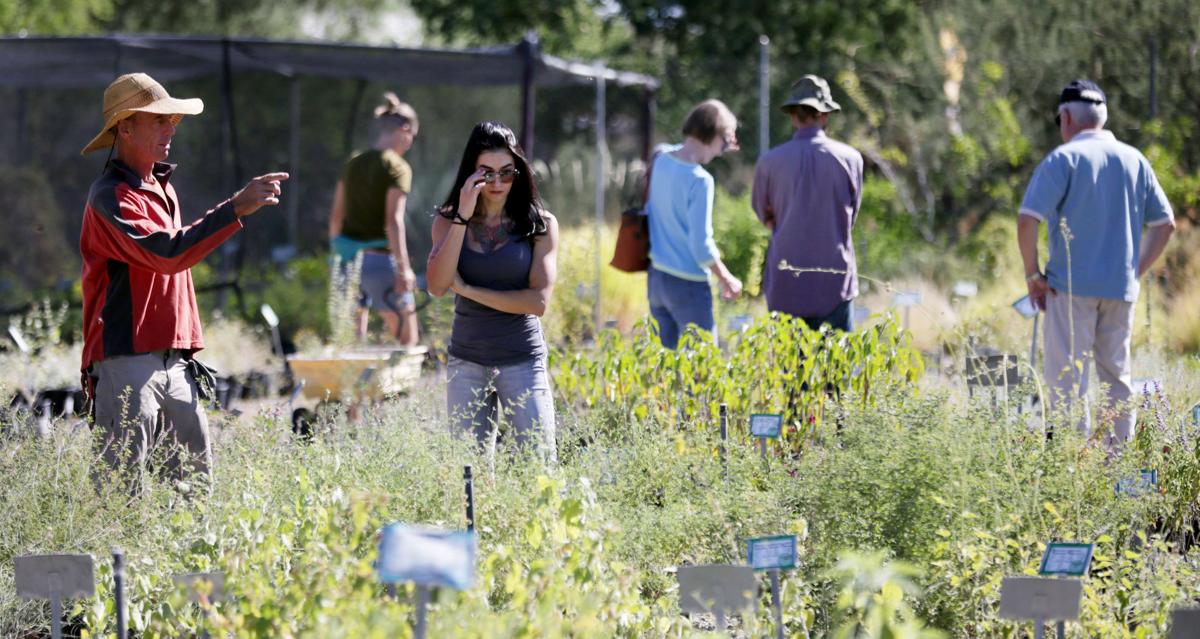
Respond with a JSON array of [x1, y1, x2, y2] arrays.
[[646, 99, 743, 349], [427, 121, 559, 461]]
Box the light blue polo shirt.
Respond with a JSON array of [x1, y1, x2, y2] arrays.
[[1019, 130, 1173, 302], [646, 144, 720, 282]]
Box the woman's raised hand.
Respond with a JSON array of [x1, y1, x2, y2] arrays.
[[457, 168, 488, 221]]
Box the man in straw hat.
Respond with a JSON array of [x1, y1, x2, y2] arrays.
[[752, 74, 863, 332], [79, 72, 288, 485]]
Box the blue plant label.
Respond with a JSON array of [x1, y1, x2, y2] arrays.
[[377, 524, 476, 589], [1114, 469, 1158, 498], [1038, 542, 1093, 577], [746, 535, 797, 571], [1192, 403, 1200, 427], [749, 413, 783, 439]]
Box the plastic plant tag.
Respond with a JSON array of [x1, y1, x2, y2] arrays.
[[1012, 295, 1038, 319], [260, 304, 280, 328], [677, 565, 756, 615], [893, 291, 922, 307], [173, 572, 226, 603], [1038, 542, 1093, 577], [746, 535, 797, 571], [14, 554, 95, 599], [749, 413, 783, 439], [7, 325, 30, 354], [999, 576, 1082, 621], [1169, 607, 1200, 639], [1114, 469, 1158, 498], [377, 524, 476, 589], [953, 281, 978, 297], [1193, 404, 1200, 427]]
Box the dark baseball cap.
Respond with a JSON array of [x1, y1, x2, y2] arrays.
[[1058, 79, 1106, 106]]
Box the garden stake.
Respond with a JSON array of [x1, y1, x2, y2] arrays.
[[113, 549, 127, 639], [1030, 313, 1040, 374], [14, 554, 95, 639], [770, 569, 783, 639], [413, 584, 431, 639], [464, 465, 475, 532], [719, 404, 728, 481]]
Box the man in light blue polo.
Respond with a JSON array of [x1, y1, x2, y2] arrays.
[[1018, 79, 1175, 451]]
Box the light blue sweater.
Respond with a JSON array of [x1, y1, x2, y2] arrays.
[[646, 145, 720, 282]]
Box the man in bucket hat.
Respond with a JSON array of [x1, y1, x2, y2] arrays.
[[79, 72, 288, 486], [1018, 79, 1174, 453], [752, 75, 863, 331]]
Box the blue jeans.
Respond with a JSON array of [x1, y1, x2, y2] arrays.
[[446, 355, 556, 461], [647, 267, 715, 349]]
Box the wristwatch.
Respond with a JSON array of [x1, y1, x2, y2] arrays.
[[1026, 272, 1045, 283]]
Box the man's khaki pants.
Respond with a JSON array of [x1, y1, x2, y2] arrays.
[[93, 350, 212, 481], [1043, 293, 1135, 450]]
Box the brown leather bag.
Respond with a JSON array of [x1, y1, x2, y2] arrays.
[[609, 154, 656, 273]]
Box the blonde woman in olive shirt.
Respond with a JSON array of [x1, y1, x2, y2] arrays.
[[329, 92, 420, 346]]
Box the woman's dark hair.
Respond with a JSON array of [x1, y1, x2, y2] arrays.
[[438, 121, 547, 240]]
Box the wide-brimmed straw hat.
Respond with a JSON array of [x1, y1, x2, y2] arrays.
[[80, 73, 204, 155]]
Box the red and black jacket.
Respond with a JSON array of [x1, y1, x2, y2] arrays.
[[80, 160, 242, 372]]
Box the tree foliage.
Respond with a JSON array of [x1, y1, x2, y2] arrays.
[[410, 0, 1200, 243]]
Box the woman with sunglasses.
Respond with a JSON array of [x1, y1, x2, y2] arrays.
[[427, 121, 558, 461], [645, 99, 743, 349]]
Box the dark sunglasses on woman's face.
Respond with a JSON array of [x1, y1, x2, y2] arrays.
[[482, 168, 520, 184]]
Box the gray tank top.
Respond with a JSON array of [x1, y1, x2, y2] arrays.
[[449, 236, 547, 366]]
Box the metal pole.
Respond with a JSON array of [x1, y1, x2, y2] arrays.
[[1034, 618, 1045, 639], [641, 88, 657, 162], [1148, 37, 1158, 119], [719, 403, 728, 480], [220, 39, 244, 187], [1056, 620, 1065, 639], [287, 76, 301, 249], [759, 437, 767, 460], [413, 584, 430, 639], [49, 590, 62, 639], [14, 89, 27, 163], [1030, 314, 1039, 371], [594, 62, 608, 340], [464, 465, 475, 532], [113, 549, 127, 639], [759, 35, 770, 158], [344, 79, 367, 158], [770, 569, 783, 639], [519, 32, 538, 156]]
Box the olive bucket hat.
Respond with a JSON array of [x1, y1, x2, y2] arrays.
[[780, 75, 841, 114], [80, 73, 204, 155]]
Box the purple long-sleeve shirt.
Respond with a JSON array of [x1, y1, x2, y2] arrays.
[[751, 126, 863, 318]]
